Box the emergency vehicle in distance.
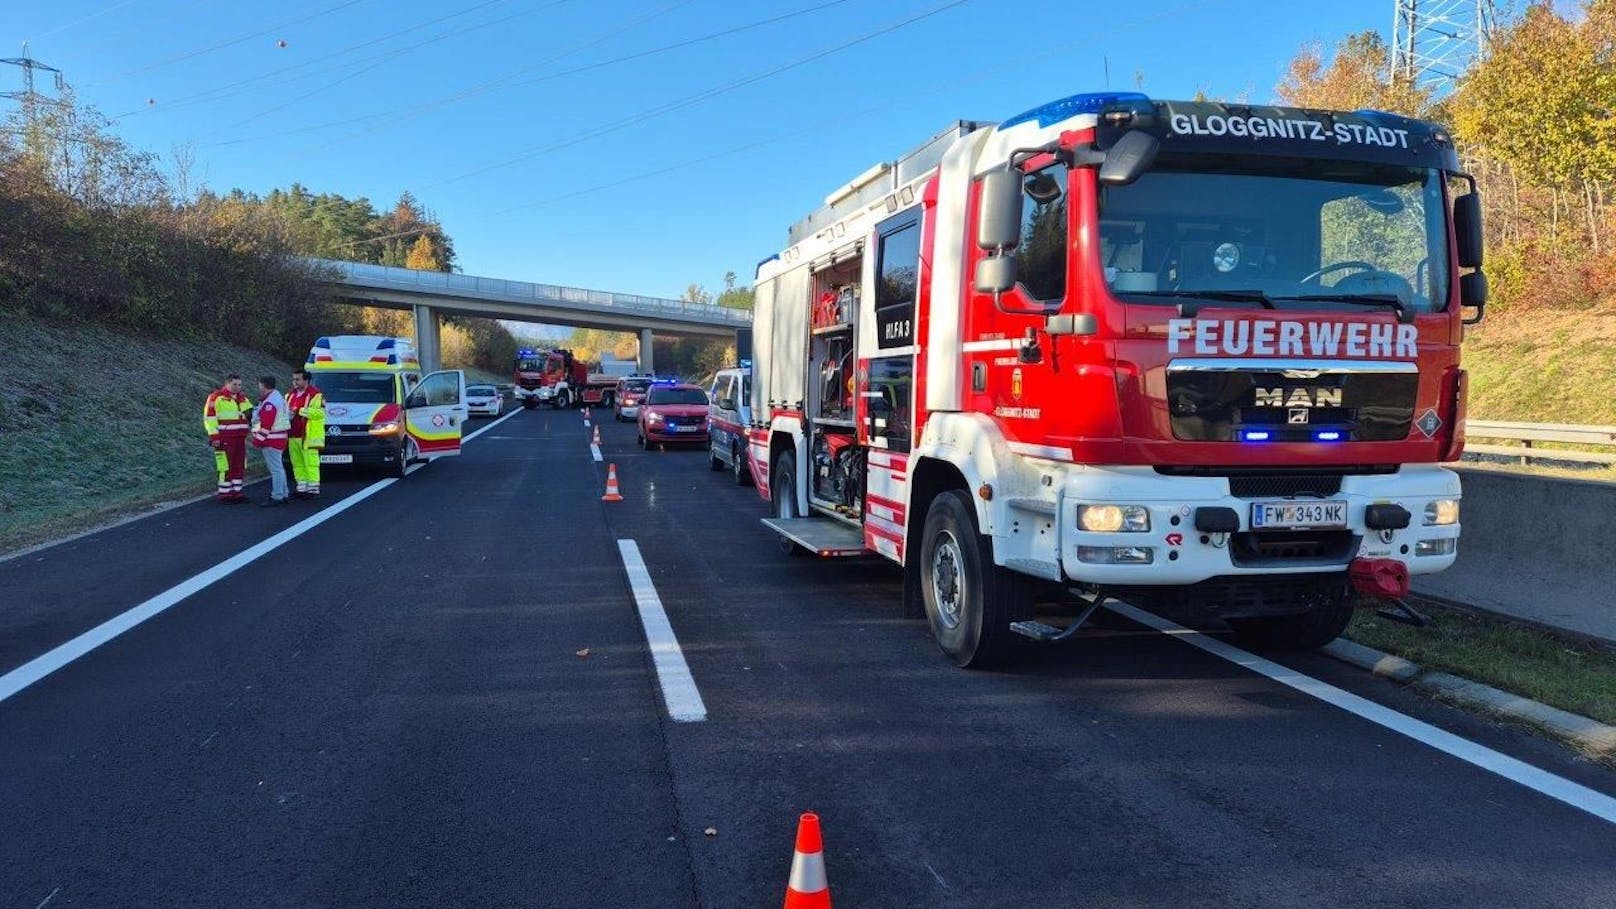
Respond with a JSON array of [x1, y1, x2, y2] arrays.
[[745, 92, 1485, 668], [513, 348, 635, 409], [307, 336, 468, 477]]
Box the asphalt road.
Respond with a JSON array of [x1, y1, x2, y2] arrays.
[[3, 407, 1614, 908]]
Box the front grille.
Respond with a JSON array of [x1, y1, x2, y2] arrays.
[[1107, 572, 1349, 619], [1227, 474, 1343, 498], [1230, 531, 1358, 566]]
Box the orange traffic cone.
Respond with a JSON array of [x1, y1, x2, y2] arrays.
[[783, 812, 831, 909], [601, 463, 624, 502], [592, 425, 602, 446], [583, 407, 591, 425]]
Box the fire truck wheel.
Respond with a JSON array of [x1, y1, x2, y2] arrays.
[[1227, 590, 1354, 651], [771, 451, 807, 556], [555, 389, 572, 409], [600, 391, 614, 410], [920, 490, 1026, 669], [732, 443, 750, 486]]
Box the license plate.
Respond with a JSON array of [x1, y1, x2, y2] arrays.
[[319, 454, 353, 464], [671, 425, 699, 433], [1251, 500, 1347, 530]]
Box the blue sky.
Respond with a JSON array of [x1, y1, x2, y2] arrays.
[[10, 0, 1394, 299]]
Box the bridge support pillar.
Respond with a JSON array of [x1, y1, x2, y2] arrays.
[[414, 304, 442, 373], [639, 328, 654, 375]]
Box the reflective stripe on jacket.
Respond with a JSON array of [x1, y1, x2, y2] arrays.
[[204, 388, 252, 440], [287, 387, 326, 448], [252, 390, 292, 450]]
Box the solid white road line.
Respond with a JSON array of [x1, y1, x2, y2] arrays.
[[1106, 601, 1616, 827], [616, 539, 707, 723], [0, 477, 400, 705], [0, 406, 527, 707], [590, 443, 602, 462]]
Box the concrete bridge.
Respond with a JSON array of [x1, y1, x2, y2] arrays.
[[311, 258, 751, 372]]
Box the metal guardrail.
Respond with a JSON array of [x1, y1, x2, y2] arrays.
[[308, 258, 751, 327], [1465, 420, 1616, 466]]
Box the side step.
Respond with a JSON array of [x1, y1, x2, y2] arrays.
[[761, 517, 866, 557], [1009, 598, 1106, 643]]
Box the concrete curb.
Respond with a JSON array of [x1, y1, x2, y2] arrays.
[[1323, 638, 1616, 760]]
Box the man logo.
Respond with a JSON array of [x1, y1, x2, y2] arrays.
[[1288, 408, 1310, 425], [1254, 387, 1342, 408]]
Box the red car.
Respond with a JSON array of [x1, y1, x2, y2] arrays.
[[637, 383, 710, 449]]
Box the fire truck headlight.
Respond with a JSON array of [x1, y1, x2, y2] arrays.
[[1077, 504, 1150, 533], [1423, 499, 1460, 526], [369, 420, 403, 436]]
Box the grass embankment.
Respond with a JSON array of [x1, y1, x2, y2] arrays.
[[1346, 604, 1616, 728], [0, 312, 297, 552]]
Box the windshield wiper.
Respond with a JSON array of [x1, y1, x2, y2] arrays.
[[1127, 289, 1278, 318], [1268, 293, 1415, 324]]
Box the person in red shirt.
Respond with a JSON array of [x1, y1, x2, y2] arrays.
[[251, 376, 292, 506], [202, 374, 252, 503]]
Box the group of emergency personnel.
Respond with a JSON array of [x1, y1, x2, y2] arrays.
[[201, 369, 326, 507]]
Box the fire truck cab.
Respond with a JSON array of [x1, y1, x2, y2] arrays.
[[748, 92, 1484, 667]]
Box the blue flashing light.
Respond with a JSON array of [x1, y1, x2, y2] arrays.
[[999, 91, 1153, 130], [738, 359, 752, 369], [1241, 430, 1272, 442], [1315, 430, 1343, 442]]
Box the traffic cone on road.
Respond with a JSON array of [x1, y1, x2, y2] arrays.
[[583, 407, 591, 426], [601, 463, 624, 502], [592, 425, 602, 446], [783, 812, 832, 909]]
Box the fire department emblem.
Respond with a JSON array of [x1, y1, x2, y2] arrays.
[[1011, 368, 1023, 401], [432, 414, 446, 428]]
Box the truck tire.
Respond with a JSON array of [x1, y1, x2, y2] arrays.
[[555, 389, 572, 410], [600, 391, 614, 410], [709, 445, 724, 471], [771, 450, 806, 557], [920, 490, 1028, 669], [1228, 591, 1354, 651], [732, 443, 750, 486]]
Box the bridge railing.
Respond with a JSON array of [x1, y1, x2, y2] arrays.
[[1465, 420, 1616, 466], [308, 258, 751, 325]]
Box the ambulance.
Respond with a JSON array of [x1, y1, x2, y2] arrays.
[[305, 336, 468, 477]]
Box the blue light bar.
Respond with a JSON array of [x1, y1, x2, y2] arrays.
[[1242, 430, 1272, 442], [1315, 430, 1343, 442], [1000, 91, 1153, 129]]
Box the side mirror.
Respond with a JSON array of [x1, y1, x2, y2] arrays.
[[974, 256, 1018, 295], [1098, 130, 1160, 186], [1454, 191, 1484, 269], [976, 169, 1023, 250], [1460, 271, 1487, 325]]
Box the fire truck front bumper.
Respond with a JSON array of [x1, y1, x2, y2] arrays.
[[1052, 464, 1461, 589]]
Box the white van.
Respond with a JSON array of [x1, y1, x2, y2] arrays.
[[707, 365, 753, 485]]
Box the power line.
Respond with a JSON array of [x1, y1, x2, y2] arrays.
[[215, 0, 574, 133], [422, 0, 974, 190], [88, 0, 375, 85], [312, 0, 853, 145], [111, 0, 515, 120], [26, 0, 142, 43], [202, 0, 699, 149], [479, 0, 1214, 219]]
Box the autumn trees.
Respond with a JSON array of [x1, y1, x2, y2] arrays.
[[1281, 2, 1616, 311]]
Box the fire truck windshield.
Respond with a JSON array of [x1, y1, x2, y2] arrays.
[[515, 358, 543, 372], [1097, 160, 1450, 314]]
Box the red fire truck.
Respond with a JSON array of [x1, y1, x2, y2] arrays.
[[533, 348, 628, 409], [746, 92, 1484, 667]]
